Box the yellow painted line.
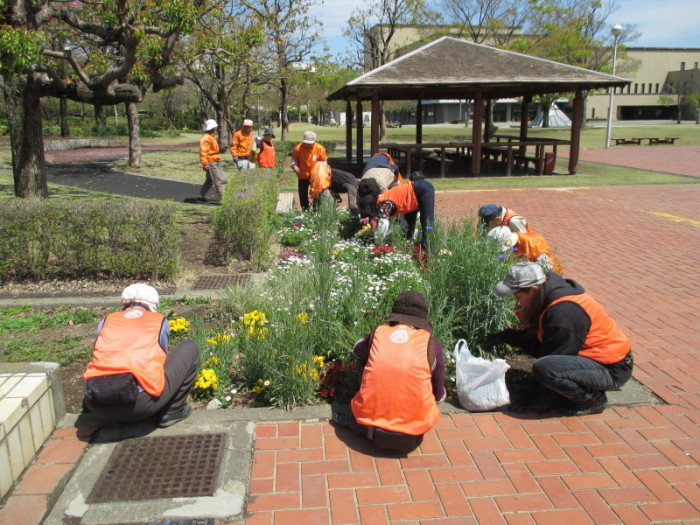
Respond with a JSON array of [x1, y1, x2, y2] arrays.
[[648, 212, 700, 228], [435, 186, 590, 194]]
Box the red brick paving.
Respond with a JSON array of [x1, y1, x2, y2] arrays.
[[244, 183, 700, 523]]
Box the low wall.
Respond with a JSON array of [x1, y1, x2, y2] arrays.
[[44, 139, 125, 152]]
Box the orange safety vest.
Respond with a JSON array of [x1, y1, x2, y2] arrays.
[[308, 162, 332, 200], [292, 142, 328, 180], [515, 233, 563, 274], [199, 133, 221, 165], [377, 181, 418, 216], [84, 309, 167, 396], [502, 208, 532, 233], [351, 325, 440, 436], [538, 294, 630, 365], [257, 140, 276, 168], [231, 130, 254, 157]]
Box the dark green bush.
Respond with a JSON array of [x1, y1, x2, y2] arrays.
[[0, 199, 180, 281], [212, 169, 279, 269]]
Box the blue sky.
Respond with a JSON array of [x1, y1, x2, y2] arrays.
[[317, 0, 700, 59]]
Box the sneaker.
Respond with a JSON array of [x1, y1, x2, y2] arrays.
[[158, 403, 192, 428], [197, 196, 210, 203], [562, 392, 608, 417]]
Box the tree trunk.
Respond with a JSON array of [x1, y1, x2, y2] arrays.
[[379, 101, 386, 141], [94, 104, 106, 129], [5, 76, 48, 198], [126, 102, 142, 167], [280, 78, 289, 141], [60, 98, 70, 137]]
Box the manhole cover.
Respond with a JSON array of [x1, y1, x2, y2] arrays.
[[191, 274, 250, 290], [87, 433, 225, 503]]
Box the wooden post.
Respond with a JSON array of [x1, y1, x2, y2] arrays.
[[371, 92, 380, 155], [416, 99, 423, 144], [345, 100, 352, 163], [519, 95, 531, 157], [356, 100, 363, 166], [471, 89, 483, 176], [568, 89, 583, 174], [484, 99, 493, 142]]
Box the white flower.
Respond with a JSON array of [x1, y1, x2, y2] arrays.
[[225, 396, 232, 401], [263, 380, 271, 387], [230, 388, 238, 394]]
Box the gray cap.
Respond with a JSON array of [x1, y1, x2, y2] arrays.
[[493, 262, 546, 297]]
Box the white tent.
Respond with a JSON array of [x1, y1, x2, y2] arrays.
[[529, 104, 571, 127]]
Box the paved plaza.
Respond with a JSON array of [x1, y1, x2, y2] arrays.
[[1, 147, 699, 524]]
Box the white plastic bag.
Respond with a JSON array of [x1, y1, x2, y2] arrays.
[[454, 339, 510, 411]]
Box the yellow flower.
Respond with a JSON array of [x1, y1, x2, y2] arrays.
[[242, 311, 268, 340], [206, 333, 232, 345], [252, 386, 262, 394], [194, 368, 218, 390], [312, 355, 325, 368], [169, 317, 190, 333], [296, 313, 309, 324], [203, 356, 220, 367]]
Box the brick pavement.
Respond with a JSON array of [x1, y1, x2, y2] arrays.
[[242, 184, 700, 524]]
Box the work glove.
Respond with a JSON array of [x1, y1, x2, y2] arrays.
[[202, 164, 209, 171], [482, 328, 522, 352]]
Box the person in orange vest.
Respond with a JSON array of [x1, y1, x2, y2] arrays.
[[309, 167, 359, 215], [333, 291, 446, 453], [197, 119, 227, 202], [83, 284, 199, 427], [487, 226, 563, 274], [485, 263, 633, 416], [231, 118, 258, 169], [479, 204, 532, 233], [358, 172, 435, 246], [257, 128, 276, 168], [292, 131, 327, 211]]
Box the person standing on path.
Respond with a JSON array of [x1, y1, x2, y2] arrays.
[[231, 119, 258, 169], [333, 290, 445, 453], [292, 131, 327, 211], [487, 226, 563, 274], [83, 284, 200, 428], [257, 128, 277, 168], [198, 119, 227, 202], [484, 262, 633, 416], [479, 204, 533, 233]]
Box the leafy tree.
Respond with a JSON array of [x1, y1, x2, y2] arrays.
[[0, 0, 206, 197], [239, 0, 322, 141]]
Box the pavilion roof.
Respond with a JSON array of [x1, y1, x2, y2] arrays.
[[328, 36, 630, 101]]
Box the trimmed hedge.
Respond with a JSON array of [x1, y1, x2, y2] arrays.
[[0, 199, 180, 281], [212, 168, 279, 269]]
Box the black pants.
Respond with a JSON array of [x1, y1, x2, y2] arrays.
[[532, 354, 632, 402], [298, 178, 310, 210], [404, 178, 435, 243], [84, 339, 199, 423]]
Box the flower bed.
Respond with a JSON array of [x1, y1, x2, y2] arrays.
[[178, 202, 517, 409]]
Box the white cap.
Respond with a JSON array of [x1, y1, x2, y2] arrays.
[[243, 119, 254, 127], [487, 226, 519, 252], [203, 119, 218, 132], [302, 131, 316, 144], [121, 284, 159, 312]]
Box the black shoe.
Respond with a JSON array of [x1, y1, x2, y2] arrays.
[[197, 196, 210, 203], [158, 403, 192, 428], [562, 392, 608, 417]]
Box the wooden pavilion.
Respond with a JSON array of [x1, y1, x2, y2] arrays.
[[327, 36, 630, 176]]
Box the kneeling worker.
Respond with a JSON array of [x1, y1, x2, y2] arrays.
[[479, 204, 532, 233], [487, 226, 563, 274], [83, 284, 199, 427], [334, 291, 445, 453], [485, 263, 633, 416]]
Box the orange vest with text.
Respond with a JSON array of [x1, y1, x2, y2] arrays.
[[515, 233, 563, 274], [351, 325, 440, 436], [257, 140, 276, 168], [378, 182, 418, 216], [83, 309, 167, 396], [502, 208, 532, 233], [538, 294, 630, 365]]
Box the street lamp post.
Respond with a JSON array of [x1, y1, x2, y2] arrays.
[[605, 24, 623, 148]]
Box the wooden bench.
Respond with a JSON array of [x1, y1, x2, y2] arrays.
[[612, 137, 642, 145], [648, 137, 679, 145]]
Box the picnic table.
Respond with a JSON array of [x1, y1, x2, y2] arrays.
[[613, 137, 680, 146], [611, 137, 642, 145]]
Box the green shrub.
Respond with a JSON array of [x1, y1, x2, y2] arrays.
[[212, 169, 279, 269], [0, 199, 180, 280]]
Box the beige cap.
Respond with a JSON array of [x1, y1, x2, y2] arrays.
[[302, 131, 316, 144]]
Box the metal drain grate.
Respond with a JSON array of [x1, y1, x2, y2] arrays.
[[87, 433, 225, 503], [191, 274, 250, 290]]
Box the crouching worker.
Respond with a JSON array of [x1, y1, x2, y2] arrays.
[[333, 291, 446, 453], [83, 284, 199, 428], [485, 263, 633, 416], [487, 226, 563, 274], [309, 165, 359, 215]]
